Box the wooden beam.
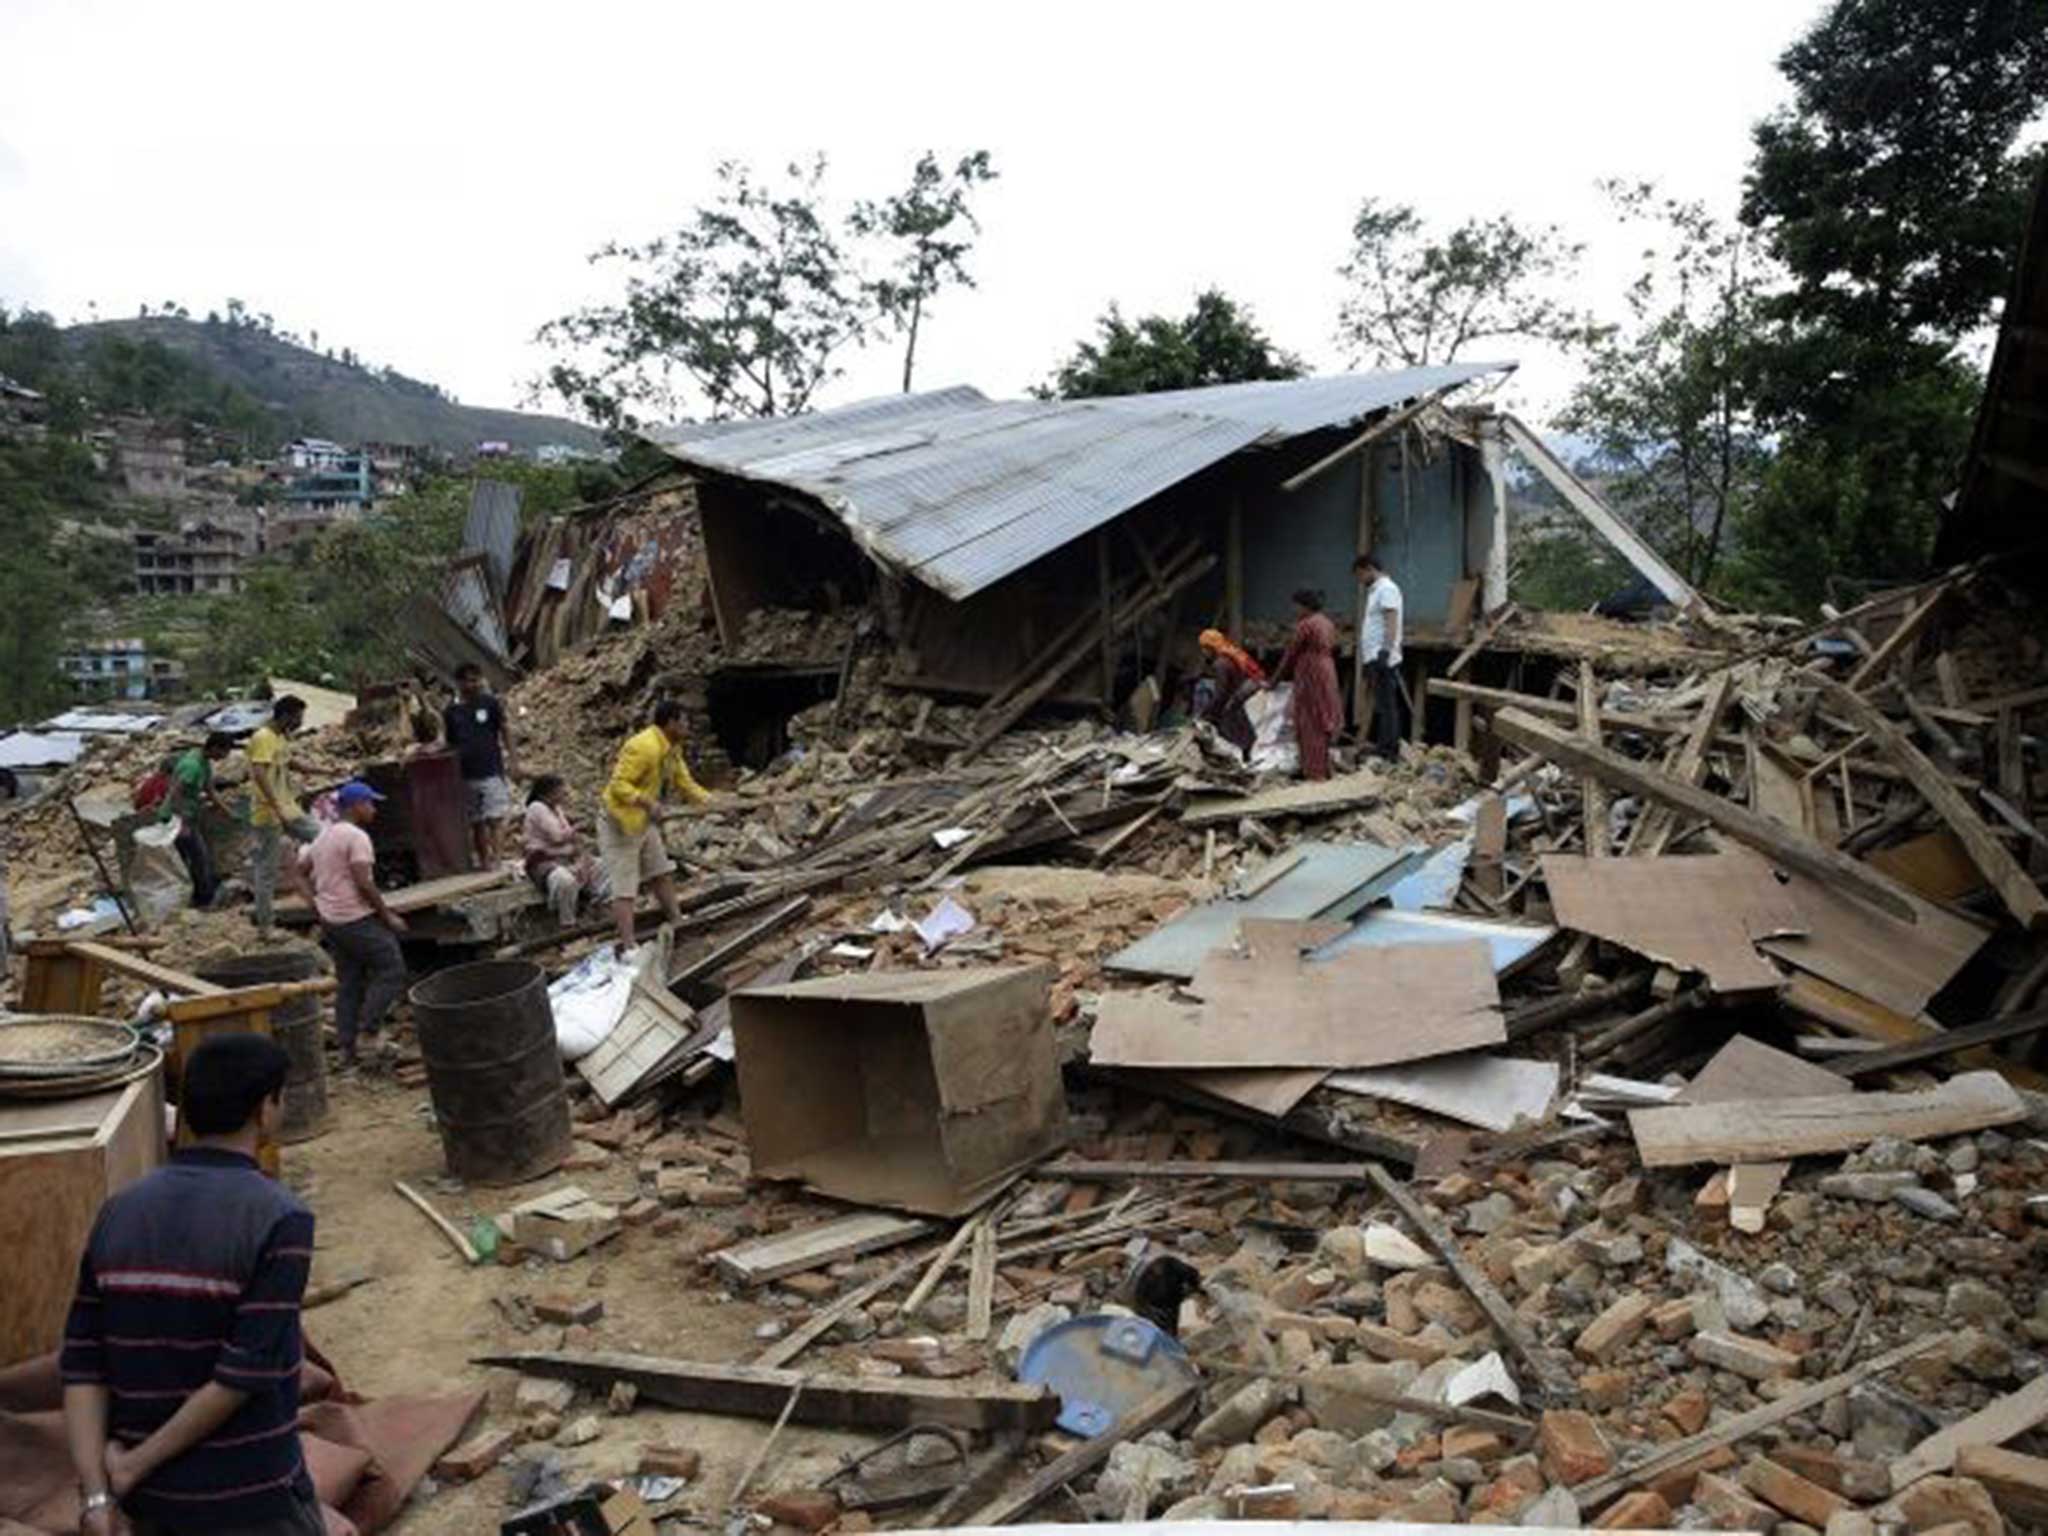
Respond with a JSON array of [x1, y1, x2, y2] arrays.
[[713, 1210, 933, 1288], [1568, 1335, 1944, 1513], [1500, 414, 1701, 610], [755, 1252, 927, 1370], [1444, 603, 1520, 682], [65, 941, 224, 997], [1049, 1159, 1369, 1182], [1577, 661, 1607, 857], [1846, 583, 1951, 691], [1363, 1163, 1577, 1402], [964, 1382, 1197, 1525], [1491, 707, 1918, 922], [1630, 672, 1736, 857], [1627, 1071, 2025, 1167], [965, 1219, 996, 1343], [471, 1351, 1058, 1433], [1281, 384, 1464, 493], [1834, 1006, 2048, 1079], [1812, 677, 2048, 931], [1889, 1374, 2048, 1494], [668, 897, 812, 990]]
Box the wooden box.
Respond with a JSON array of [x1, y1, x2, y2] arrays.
[[0, 1070, 166, 1366], [730, 965, 1067, 1217]]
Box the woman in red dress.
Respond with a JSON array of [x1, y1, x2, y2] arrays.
[[1275, 589, 1342, 780]]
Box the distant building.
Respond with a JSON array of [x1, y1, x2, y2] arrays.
[[534, 442, 601, 465], [134, 522, 245, 596], [476, 440, 513, 458], [115, 418, 186, 498], [362, 440, 416, 497], [0, 373, 46, 439], [58, 638, 186, 701], [272, 452, 376, 545], [281, 437, 350, 471]]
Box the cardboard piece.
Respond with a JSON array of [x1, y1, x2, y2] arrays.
[[730, 965, 1068, 1217], [1679, 1035, 1848, 1106], [1541, 850, 1804, 995], [1169, 1066, 1327, 1118], [1761, 868, 1992, 1019], [1091, 922, 1502, 1071], [1325, 1054, 1558, 1133], [1628, 1070, 2027, 1168]]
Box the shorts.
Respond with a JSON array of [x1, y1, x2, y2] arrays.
[[465, 775, 513, 823], [597, 812, 675, 900]]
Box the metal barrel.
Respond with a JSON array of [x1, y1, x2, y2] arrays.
[[199, 949, 330, 1142], [407, 960, 571, 1187]]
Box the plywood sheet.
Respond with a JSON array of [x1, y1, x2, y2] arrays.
[[1628, 1070, 2026, 1167], [1169, 1067, 1327, 1117], [1760, 866, 1992, 1018], [1867, 828, 1987, 903], [1092, 932, 1501, 1070], [1105, 841, 1421, 980], [1182, 769, 1386, 826], [1679, 1035, 1847, 1106], [1542, 850, 1803, 994], [1326, 1054, 1558, 1132]]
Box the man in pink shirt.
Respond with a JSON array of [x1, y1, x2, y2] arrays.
[[298, 781, 408, 1068]]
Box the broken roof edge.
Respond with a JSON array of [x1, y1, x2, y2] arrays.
[[642, 365, 1513, 600]]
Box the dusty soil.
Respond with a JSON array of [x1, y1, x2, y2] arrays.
[[291, 1075, 871, 1534]]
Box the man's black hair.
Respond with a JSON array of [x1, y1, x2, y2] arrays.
[[182, 1033, 291, 1136], [653, 699, 684, 729], [456, 661, 483, 682], [1353, 553, 1382, 573], [1291, 588, 1325, 612], [271, 694, 306, 720], [204, 730, 235, 754], [528, 772, 564, 805]]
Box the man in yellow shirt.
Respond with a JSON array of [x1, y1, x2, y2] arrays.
[[601, 699, 711, 955], [245, 695, 320, 934]]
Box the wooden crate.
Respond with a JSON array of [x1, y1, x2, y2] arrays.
[[0, 1069, 166, 1366]]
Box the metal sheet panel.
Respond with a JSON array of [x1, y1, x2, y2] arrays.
[[0, 732, 88, 770], [463, 479, 523, 595], [1104, 840, 1423, 980], [648, 367, 1508, 600]]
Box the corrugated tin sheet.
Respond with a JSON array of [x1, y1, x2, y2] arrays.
[[647, 366, 1506, 600], [0, 732, 88, 771], [463, 479, 523, 596]]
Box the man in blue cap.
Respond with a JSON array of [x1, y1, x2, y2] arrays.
[[296, 781, 408, 1069]]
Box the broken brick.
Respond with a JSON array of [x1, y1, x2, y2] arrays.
[[1539, 1409, 1615, 1487], [1691, 1328, 1800, 1381], [1594, 1489, 1673, 1530], [1576, 1290, 1654, 1362], [434, 1425, 520, 1482], [755, 1491, 839, 1531], [1741, 1455, 1852, 1528], [531, 1294, 603, 1326], [638, 1442, 702, 1480]]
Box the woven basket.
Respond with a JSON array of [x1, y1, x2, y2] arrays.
[[0, 1016, 142, 1078]]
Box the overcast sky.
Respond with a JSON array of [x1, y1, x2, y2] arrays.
[[0, 1, 1826, 429]]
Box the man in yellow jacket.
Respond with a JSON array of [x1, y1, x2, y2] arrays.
[[601, 699, 711, 955]]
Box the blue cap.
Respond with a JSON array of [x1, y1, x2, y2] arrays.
[[335, 780, 386, 808]]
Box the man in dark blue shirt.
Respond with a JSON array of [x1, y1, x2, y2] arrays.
[[442, 661, 520, 872], [62, 1034, 321, 1536]]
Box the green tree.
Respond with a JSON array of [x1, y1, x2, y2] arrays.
[[1730, 0, 2048, 609], [0, 436, 100, 721], [536, 157, 868, 430], [851, 151, 997, 393], [1558, 184, 1772, 590], [1044, 289, 1304, 398], [1335, 200, 1598, 367]]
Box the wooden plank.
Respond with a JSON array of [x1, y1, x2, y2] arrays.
[[1835, 1006, 2048, 1079], [1049, 1159, 1369, 1182], [1953, 1446, 2048, 1525], [394, 1180, 481, 1264], [755, 1252, 927, 1369], [1182, 770, 1383, 827], [1867, 829, 1986, 902], [1569, 1334, 1944, 1514], [1282, 383, 1464, 492], [472, 1351, 1058, 1434], [1935, 652, 1967, 708], [1577, 661, 1608, 857], [669, 896, 811, 989], [714, 1211, 934, 1288], [66, 940, 224, 997], [1889, 1374, 2048, 1494], [964, 1381, 1197, 1525], [1492, 707, 1917, 922], [1846, 583, 1950, 692], [965, 1218, 996, 1343], [1445, 603, 1520, 682], [1813, 676, 2048, 931], [1680, 1036, 1848, 1104], [1632, 673, 1737, 857], [905, 1210, 990, 1319], [1781, 973, 1937, 1045], [276, 868, 512, 923], [1363, 1163, 1576, 1402], [1427, 677, 1700, 738], [1627, 1071, 2026, 1168]]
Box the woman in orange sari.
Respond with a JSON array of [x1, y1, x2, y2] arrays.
[[1274, 589, 1342, 780], [1193, 628, 1265, 756]]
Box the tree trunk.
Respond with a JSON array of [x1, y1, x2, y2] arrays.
[[902, 290, 924, 393]]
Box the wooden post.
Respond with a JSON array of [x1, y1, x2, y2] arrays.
[[19, 940, 104, 1015], [1096, 532, 1115, 708], [1577, 660, 1608, 857], [1225, 493, 1243, 639]]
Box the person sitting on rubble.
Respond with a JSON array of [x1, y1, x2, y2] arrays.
[[600, 699, 711, 957], [523, 773, 611, 927], [296, 781, 408, 1070], [1192, 628, 1266, 758], [246, 695, 319, 935], [62, 1032, 323, 1536], [1274, 589, 1343, 781]]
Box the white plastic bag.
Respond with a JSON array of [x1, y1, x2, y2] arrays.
[[1245, 683, 1299, 775], [127, 818, 192, 928]]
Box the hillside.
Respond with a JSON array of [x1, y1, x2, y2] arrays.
[[65, 316, 600, 454]]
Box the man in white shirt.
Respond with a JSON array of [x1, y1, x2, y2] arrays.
[[1354, 553, 1405, 759]]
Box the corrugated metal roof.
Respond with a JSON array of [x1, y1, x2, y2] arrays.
[[647, 365, 1506, 599]]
